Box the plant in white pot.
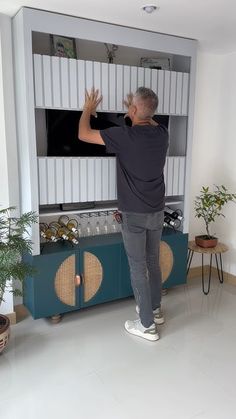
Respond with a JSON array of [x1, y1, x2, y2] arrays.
[[194, 185, 236, 248], [0, 207, 37, 353]]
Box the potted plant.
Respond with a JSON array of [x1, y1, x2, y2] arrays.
[[194, 185, 236, 248], [0, 207, 37, 353]]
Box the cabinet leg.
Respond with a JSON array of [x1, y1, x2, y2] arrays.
[[50, 314, 62, 324]]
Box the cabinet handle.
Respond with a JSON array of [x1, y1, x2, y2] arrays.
[[75, 274, 82, 287]]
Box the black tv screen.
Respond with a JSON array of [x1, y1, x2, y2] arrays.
[[46, 109, 169, 157]]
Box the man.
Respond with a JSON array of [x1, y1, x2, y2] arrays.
[[78, 87, 169, 341]]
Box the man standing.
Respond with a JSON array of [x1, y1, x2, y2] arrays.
[[78, 87, 169, 341]]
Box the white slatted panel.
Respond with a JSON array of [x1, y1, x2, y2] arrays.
[[164, 157, 186, 197], [60, 58, 69, 108], [51, 56, 61, 107], [33, 55, 189, 115], [101, 63, 109, 111], [178, 157, 185, 195], [109, 64, 116, 111], [164, 70, 170, 114], [87, 159, 95, 201], [102, 158, 109, 200], [77, 60, 85, 108], [116, 64, 123, 112], [109, 159, 117, 200], [85, 60, 93, 92], [176, 72, 183, 115], [72, 158, 80, 202], [38, 158, 47, 204], [94, 61, 101, 111], [38, 156, 185, 204], [47, 158, 56, 204], [64, 159, 72, 203], [33, 54, 43, 107], [157, 70, 164, 113], [182, 73, 189, 115], [95, 158, 102, 201], [79, 158, 88, 202], [137, 67, 144, 87], [130, 66, 138, 94], [144, 68, 151, 88], [69, 59, 78, 109], [151, 69, 158, 95], [123, 66, 131, 111], [167, 157, 174, 196], [42, 55, 52, 107], [172, 157, 179, 195], [170, 72, 177, 115], [55, 159, 64, 204]]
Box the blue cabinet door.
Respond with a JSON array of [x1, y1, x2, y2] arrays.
[[79, 243, 120, 308], [24, 249, 80, 319]]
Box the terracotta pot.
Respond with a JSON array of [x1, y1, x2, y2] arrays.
[[0, 314, 10, 354], [195, 235, 218, 248]]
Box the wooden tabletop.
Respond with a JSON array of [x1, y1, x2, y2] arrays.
[[188, 241, 229, 254]]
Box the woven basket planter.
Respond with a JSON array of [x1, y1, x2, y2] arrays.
[[0, 314, 10, 354]]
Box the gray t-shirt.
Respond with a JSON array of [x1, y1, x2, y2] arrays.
[[100, 124, 169, 213]]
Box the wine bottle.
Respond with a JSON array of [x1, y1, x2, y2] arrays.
[[67, 232, 79, 245], [49, 222, 69, 240], [67, 218, 79, 234], [39, 223, 48, 239], [44, 227, 58, 242], [164, 208, 183, 221], [58, 215, 69, 228], [164, 215, 181, 229]]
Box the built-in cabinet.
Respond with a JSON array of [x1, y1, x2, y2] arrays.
[[13, 7, 197, 319]]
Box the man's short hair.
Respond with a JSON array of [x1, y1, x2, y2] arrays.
[[133, 87, 159, 119]]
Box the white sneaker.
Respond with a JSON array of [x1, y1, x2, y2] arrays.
[[136, 305, 165, 325], [124, 319, 159, 341]]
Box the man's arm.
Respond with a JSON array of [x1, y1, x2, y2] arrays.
[[78, 88, 105, 145]]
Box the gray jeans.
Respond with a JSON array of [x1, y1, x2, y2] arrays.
[[121, 210, 164, 328]]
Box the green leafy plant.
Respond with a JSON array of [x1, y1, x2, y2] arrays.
[[194, 185, 236, 239], [0, 207, 38, 306]]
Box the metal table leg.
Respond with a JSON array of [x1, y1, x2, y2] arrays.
[[202, 253, 213, 295], [215, 253, 224, 283], [187, 249, 194, 275]]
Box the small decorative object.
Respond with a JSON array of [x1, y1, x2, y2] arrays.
[[0, 207, 37, 352], [104, 43, 118, 64], [51, 34, 77, 59], [140, 57, 171, 70], [194, 185, 236, 248]]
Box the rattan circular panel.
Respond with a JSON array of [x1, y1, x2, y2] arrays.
[[160, 241, 174, 283], [83, 252, 103, 302], [54, 255, 76, 306]]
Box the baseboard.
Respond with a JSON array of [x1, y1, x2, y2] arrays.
[[188, 266, 236, 285]]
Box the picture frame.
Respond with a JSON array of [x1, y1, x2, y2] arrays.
[[140, 57, 171, 70], [50, 34, 77, 59]]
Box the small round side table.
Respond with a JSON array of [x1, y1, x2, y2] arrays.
[[187, 241, 229, 295]]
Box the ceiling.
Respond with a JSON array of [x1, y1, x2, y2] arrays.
[[0, 0, 236, 54]]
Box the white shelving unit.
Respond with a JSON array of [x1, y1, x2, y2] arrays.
[[12, 7, 197, 255]]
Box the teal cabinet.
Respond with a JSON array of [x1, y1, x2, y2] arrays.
[[24, 248, 79, 319], [23, 231, 188, 320]]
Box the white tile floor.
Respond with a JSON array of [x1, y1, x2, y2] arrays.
[[1, 276, 236, 419]]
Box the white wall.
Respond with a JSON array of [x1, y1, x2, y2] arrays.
[[0, 14, 19, 314], [189, 51, 236, 274]]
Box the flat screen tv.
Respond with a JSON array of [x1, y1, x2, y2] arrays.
[[46, 110, 169, 157]]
